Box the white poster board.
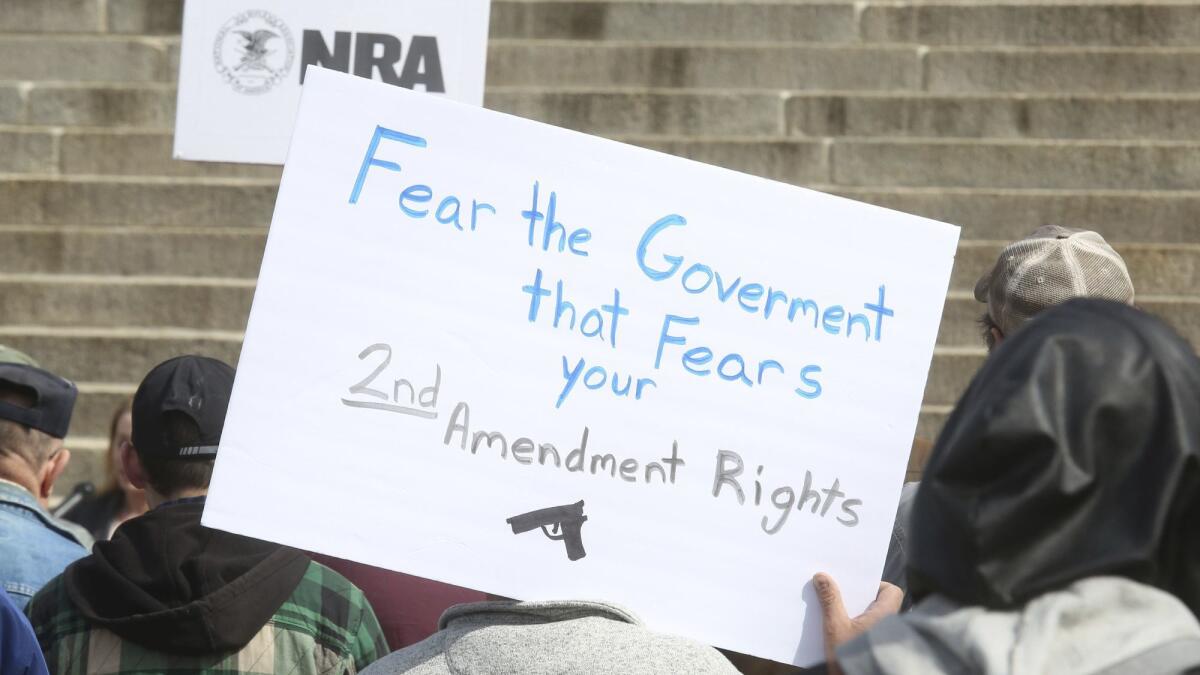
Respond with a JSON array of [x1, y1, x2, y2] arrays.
[[173, 0, 490, 165], [204, 68, 960, 666]]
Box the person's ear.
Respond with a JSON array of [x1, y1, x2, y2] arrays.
[[121, 440, 150, 491], [38, 447, 70, 504], [991, 326, 1004, 346]]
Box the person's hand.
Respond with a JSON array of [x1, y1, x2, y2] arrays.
[[813, 573, 903, 671]]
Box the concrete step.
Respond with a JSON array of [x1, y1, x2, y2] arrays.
[[0, 327, 243, 384], [637, 137, 1200, 190], [0, 127, 278, 178], [0, 276, 254, 331], [828, 139, 1200, 190], [0, 177, 277, 227], [786, 93, 1200, 141], [0, 0, 179, 34], [1, 228, 1193, 297], [2, 177, 1198, 245], [0, 0, 104, 33], [12, 84, 1200, 145], [0, 36, 173, 82], [490, 2, 858, 42], [635, 137, 831, 185], [0, 83, 176, 128], [0, 130, 55, 173], [0, 129, 277, 178], [863, 4, 1200, 47], [57, 129, 281, 179], [5, 38, 1197, 97], [486, 41, 922, 90], [495, 2, 1200, 47], [11, 85, 1200, 144], [0, 226, 266, 276], [834, 187, 1200, 243], [13, 0, 1200, 49], [927, 48, 1200, 94], [487, 43, 1200, 94], [485, 89, 791, 138], [17, 128, 1200, 192], [106, 0, 182, 35]]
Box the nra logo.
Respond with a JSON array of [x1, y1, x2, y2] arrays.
[[214, 12, 445, 95], [300, 31, 445, 92], [213, 10, 295, 95]]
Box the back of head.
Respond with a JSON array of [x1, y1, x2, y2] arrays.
[[975, 226, 1135, 340], [131, 355, 235, 497], [908, 299, 1200, 615]]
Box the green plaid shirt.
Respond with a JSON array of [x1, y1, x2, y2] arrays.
[[25, 561, 389, 675]]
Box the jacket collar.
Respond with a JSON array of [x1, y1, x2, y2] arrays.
[[0, 479, 94, 548]]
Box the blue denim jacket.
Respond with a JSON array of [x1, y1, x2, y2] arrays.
[[0, 480, 91, 610]]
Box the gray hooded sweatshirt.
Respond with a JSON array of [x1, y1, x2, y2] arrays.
[[361, 600, 740, 674], [836, 577, 1200, 675]]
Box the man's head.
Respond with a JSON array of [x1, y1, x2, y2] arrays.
[[975, 226, 1134, 350], [0, 363, 78, 506], [121, 356, 235, 505]]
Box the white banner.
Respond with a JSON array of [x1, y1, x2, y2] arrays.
[[173, 0, 490, 165], [204, 68, 960, 666]]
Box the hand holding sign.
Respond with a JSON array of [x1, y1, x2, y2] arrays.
[[203, 68, 958, 666]]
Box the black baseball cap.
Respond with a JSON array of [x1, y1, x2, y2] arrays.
[[131, 356, 235, 461], [0, 363, 77, 439]]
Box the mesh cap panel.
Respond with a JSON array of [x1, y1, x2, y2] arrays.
[[975, 226, 1134, 337]]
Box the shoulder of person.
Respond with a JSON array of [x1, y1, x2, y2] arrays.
[[277, 561, 374, 633], [23, 571, 73, 632]]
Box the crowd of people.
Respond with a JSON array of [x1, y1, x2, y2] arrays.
[[1, 226, 1197, 674]]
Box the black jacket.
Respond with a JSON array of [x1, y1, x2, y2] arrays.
[[907, 299, 1200, 616], [64, 498, 310, 654]]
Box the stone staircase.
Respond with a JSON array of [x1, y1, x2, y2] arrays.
[[1, 1, 1197, 489]]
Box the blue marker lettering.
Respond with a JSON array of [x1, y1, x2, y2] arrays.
[[636, 215, 686, 281], [796, 365, 823, 399], [523, 182, 545, 247], [399, 184, 432, 218], [521, 268, 551, 322], [864, 285, 895, 342], [349, 125, 427, 204], [654, 314, 699, 369], [557, 356, 586, 408]]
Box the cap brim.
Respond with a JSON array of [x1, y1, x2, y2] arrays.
[[974, 274, 991, 303]]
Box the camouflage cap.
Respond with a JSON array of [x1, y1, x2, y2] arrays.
[[0, 344, 38, 367]]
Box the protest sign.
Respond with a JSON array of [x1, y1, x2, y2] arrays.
[[173, 0, 489, 165], [203, 67, 960, 665]]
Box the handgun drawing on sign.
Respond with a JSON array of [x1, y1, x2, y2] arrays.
[[506, 501, 588, 561]]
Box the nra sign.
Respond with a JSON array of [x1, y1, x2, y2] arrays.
[[174, 1, 490, 165], [299, 31, 446, 91]]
